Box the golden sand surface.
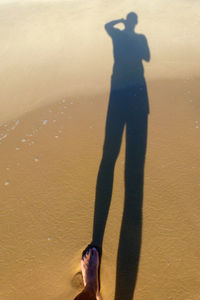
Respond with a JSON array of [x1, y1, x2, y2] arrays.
[[1, 78, 200, 299], [1, 0, 200, 299]]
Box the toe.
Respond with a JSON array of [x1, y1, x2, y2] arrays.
[[86, 249, 92, 259]]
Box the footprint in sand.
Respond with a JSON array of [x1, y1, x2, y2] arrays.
[[71, 272, 84, 290]]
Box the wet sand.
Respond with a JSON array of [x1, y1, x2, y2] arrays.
[[1, 78, 200, 299]]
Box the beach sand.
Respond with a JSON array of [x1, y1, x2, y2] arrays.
[[0, 1, 200, 299], [1, 78, 200, 299]]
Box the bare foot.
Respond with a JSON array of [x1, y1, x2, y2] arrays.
[[81, 247, 100, 299]]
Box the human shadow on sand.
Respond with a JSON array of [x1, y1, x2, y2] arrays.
[[92, 12, 150, 300]]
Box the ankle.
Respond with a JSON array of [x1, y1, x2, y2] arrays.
[[85, 282, 97, 296]]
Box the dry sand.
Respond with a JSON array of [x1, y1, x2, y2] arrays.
[[0, 1, 200, 299]]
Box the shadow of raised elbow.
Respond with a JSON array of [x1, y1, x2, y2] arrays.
[[144, 53, 150, 62], [104, 23, 109, 32]]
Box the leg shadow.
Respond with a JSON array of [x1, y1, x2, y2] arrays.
[[114, 111, 148, 300], [92, 86, 148, 299], [92, 91, 125, 248]]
